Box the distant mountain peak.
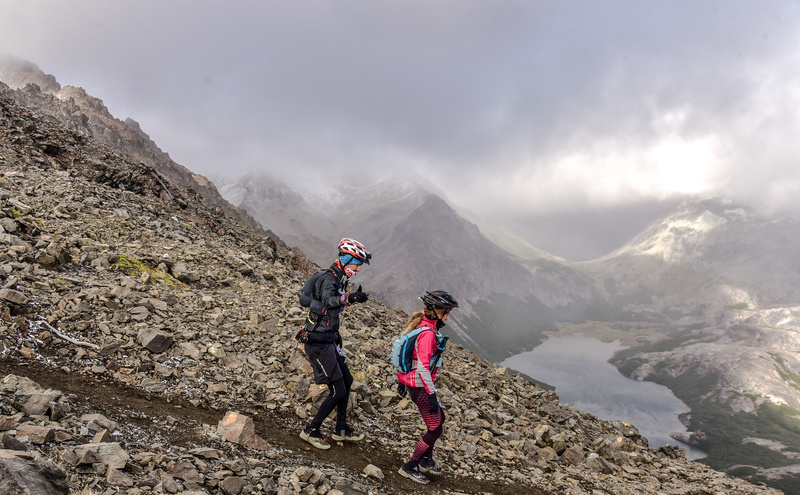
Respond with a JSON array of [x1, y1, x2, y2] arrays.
[[0, 55, 60, 93], [672, 196, 756, 222], [603, 197, 751, 260]]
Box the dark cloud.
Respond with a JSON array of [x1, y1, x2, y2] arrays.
[[2, 0, 800, 260]]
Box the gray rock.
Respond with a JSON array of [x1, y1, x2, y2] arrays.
[[15, 424, 54, 444], [0, 288, 28, 305], [0, 449, 68, 495], [80, 414, 118, 433], [137, 327, 174, 353], [72, 443, 130, 470], [106, 467, 133, 487], [20, 390, 61, 416], [363, 464, 383, 480]]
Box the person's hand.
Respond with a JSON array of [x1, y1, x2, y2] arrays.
[[428, 392, 439, 414], [397, 382, 407, 398], [347, 285, 369, 304]]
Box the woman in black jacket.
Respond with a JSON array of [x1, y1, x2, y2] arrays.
[[298, 238, 371, 449]]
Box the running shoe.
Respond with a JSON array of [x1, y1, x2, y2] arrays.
[[331, 426, 364, 442], [419, 456, 443, 474], [398, 462, 429, 484], [300, 427, 331, 450]]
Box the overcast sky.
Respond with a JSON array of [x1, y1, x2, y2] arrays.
[[2, 1, 800, 260]]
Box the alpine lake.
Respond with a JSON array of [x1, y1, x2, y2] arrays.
[[500, 333, 707, 460]]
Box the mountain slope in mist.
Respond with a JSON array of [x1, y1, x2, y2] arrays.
[[570, 198, 800, 408], [217, 173, 611, 358], [213, 173, 337, 264], [580, 198, 800, 311], [0, 56, 263, 234]]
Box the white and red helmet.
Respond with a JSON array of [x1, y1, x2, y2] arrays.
[[338, 238, 371, 265]]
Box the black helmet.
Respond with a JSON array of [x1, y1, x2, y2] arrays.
[[420, 290, 459, 310]]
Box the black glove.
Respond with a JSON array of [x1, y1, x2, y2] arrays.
[[428, 392, 439, 414], [397, 382, 407, 398], [347, 285, 369, 304]]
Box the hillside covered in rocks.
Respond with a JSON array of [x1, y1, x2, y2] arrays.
[[0, 89, 785, 495], [0, 56, 264, 236]]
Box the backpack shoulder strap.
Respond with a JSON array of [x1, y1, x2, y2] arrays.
[[415, 325, 447, 371], [416, 321, 436, 332]]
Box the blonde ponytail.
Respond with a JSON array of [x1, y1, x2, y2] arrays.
[[403, 307, 449, 334], [403, 311, 425, 334]]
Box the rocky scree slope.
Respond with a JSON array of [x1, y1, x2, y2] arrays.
[[0, 57, 263, 235], [0, 93, 783, 495]]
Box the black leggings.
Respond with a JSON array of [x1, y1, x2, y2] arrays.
[[310, 360, 353, 431]]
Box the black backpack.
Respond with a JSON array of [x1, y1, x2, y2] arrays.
[[295, 269, 330, 343], [299, 269, 327, 312]]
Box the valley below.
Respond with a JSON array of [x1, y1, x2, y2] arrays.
[[544, 318, 800, 495], [499, 333, 706, 458]]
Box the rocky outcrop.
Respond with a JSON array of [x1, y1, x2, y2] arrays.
[[0, 449, 69, 495], [0, 56, 60, 93], [0, 58, 264, 236], [0, 79, 784, 494]]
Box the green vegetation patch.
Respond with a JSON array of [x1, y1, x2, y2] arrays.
[[684, 398, 800, 493], [771, 353, 800, 392], [111, 255, 180, 286], [727, 466, 758, 478], [629, 362, 800, 495], [610, 326, 710, 369], [749, 473, 800, 495], [760, 402, 800, 437]]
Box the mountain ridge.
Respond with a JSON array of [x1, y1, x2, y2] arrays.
[[0, 57, 265, 237]]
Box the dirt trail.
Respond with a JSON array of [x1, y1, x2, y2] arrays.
[[1, 357, 547, 495]]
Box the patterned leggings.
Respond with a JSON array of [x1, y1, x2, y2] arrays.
[[408, 386, 445, 462]]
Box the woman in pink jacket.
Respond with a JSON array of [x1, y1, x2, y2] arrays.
[[396, 290, 459, 484]]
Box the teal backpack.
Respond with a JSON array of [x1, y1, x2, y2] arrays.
[[391, 326, 448, 373]]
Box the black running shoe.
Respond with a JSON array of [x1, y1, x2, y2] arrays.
[[299, 427, 331, 450], [419, 456, 442, 474], [331, 426, 364, 442], [398, 462, 429, 484]]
